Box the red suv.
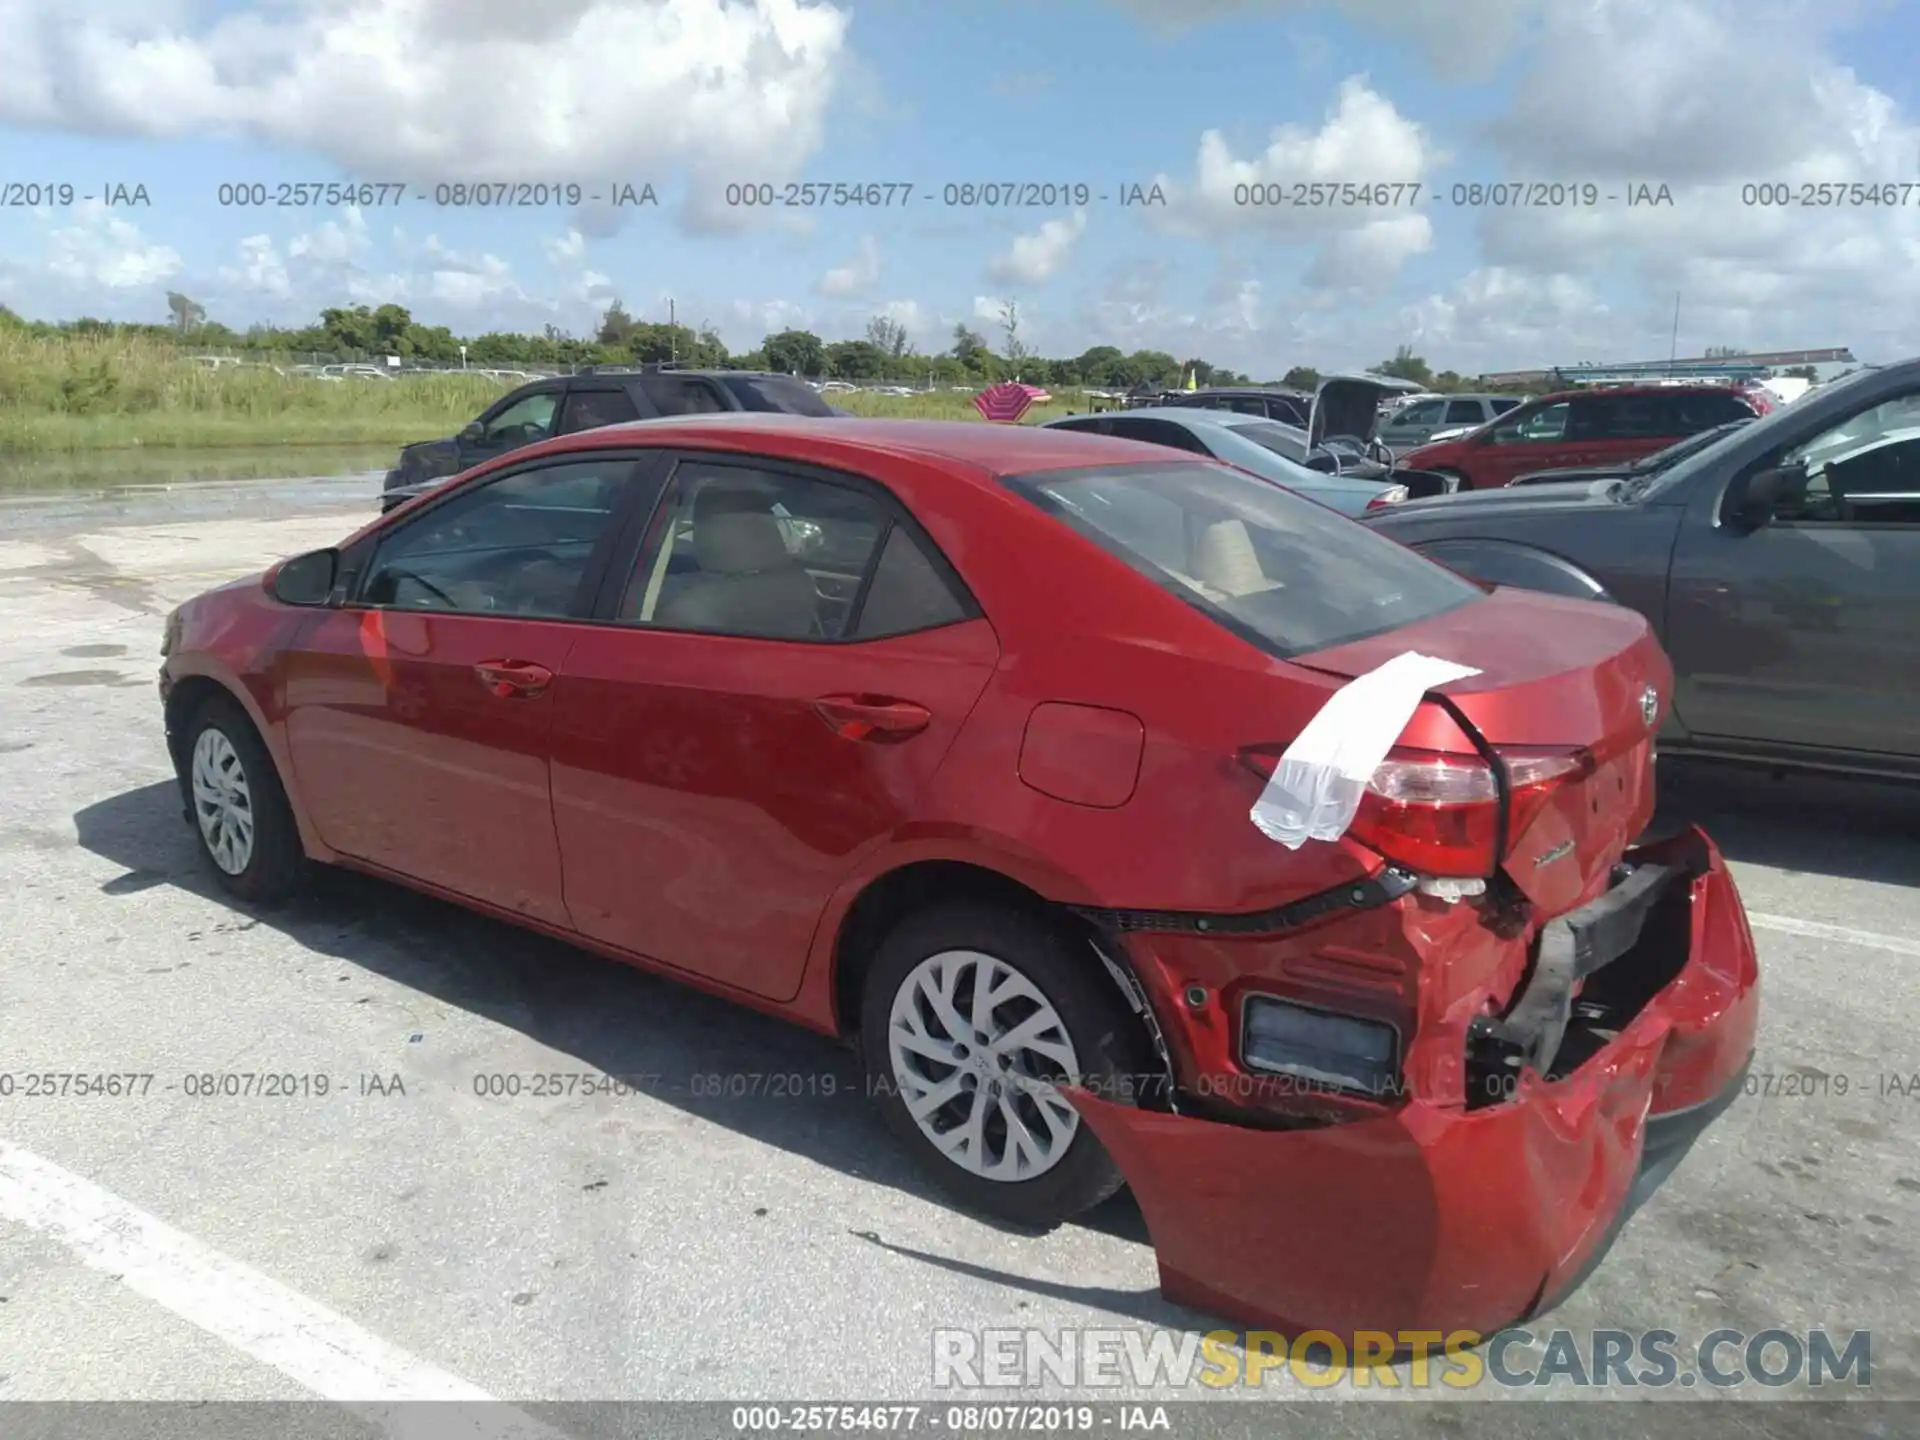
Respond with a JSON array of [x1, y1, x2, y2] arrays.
[[1403, 384, 1769, 490]]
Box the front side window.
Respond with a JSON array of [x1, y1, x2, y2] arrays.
[[1770, 386, 1920, 523], [1488, 401, 1570, 445], [360, 460, 635, 616], [1003, 461, 1482, 657], [1396, 400, 1446, 426], [481, 390, 560, 445], [619, 462, 890, 638]]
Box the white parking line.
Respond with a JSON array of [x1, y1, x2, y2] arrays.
[[1747, 913, 1920, 958], [0, 1140, 567, 1438]]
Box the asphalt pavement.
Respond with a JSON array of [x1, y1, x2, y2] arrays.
[[0, 475, 1914, 1435]]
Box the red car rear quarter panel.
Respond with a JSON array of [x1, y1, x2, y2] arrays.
[[1068, 831, 1760, 1338]]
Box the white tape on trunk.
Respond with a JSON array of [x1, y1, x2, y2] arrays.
[[1250, 651, 1482, 849]]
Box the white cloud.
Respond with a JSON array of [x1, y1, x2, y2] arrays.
[[41, 200, 181, 288], [287, 208, 372, 265], [972, 296, 1010, 325], [986, 209, 1088, 285], [1463, 0, 1920, 361], [1395, 268, 1615, 370], [1153, 78, 1437, 282], [0, 0, 852, 234], [543, 229, 588, 265], [814, 234, 881, 297]]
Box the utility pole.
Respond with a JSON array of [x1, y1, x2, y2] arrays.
[[669, 299, 676, 364], [1668, 293, 1680, 374]]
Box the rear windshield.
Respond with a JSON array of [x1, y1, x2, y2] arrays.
[[719, 374, 836, 416], [1004, 461, 1482, 657]]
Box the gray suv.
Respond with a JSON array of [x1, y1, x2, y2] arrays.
[[1376, 393, 1524, 449], [380, 367, 838, 510]]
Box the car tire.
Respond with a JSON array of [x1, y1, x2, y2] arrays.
[[182, 693, 308, 906], [859, 900, 1151, 1227]]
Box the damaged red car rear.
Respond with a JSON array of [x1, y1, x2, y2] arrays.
[[159, 419, 1757, 1341], [985, 454, 1759, 1339]]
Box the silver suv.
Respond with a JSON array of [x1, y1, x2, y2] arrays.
[[1376, 393, 1524, 449]]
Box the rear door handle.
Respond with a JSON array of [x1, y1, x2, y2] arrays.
[[813, 694, 931, 740], [474, 659, 553, 698]]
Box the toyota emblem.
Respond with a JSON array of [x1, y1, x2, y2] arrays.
[[1641, 686, 1660, 726]]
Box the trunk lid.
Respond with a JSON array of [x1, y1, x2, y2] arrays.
[[1308, 372, 1426, 448], [1295, 587, 1669, 911]]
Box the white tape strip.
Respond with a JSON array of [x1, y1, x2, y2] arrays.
[[1251, 651, 1481, 849]]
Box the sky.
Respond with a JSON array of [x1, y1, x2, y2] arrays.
[[1, 0, 1917, 375]]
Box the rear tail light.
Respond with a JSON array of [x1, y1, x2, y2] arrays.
[[1239, 743, 1591, 878], [1351, 745, 1590, 877], [1364, 485, 1410, 510]]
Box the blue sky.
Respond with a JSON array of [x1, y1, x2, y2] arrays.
[[2, 0, 1917, 374]]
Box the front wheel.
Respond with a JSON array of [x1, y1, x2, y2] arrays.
[[859, 901, 1151, 1227], [183, 695, 308, 905]]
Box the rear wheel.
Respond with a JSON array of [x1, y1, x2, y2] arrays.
[[183, 694, 307, 905], [859, 901, 1150, 1226]]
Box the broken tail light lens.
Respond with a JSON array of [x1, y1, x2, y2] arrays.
[[1349, 746, 1591, 877]]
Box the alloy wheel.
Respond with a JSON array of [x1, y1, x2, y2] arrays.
[[886, 949, 1083, 1182], [191, 727, 255, 875]]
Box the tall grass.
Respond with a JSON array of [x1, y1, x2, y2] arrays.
[[0, 330, 1098, 453], [0, 331, 513, 453], [831, 388, 1083, 424]]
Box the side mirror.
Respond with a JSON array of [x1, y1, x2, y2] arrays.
[[458, 421, 485, 442], [272, 548, 339, 606], [1730, 464, 1805, 530]]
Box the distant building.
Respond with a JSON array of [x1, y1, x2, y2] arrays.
[[1480, 348, 1855, 388]]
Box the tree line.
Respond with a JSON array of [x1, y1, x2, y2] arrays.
[[1, 294, 1551, 394]]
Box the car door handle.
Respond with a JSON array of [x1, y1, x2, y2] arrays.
[[813, 695, 931, 740], [474, 659, 553, 698]]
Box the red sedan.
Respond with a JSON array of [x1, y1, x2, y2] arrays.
[[158, 416, 1758, 1337]]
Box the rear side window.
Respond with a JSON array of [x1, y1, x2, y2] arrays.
[[1002, 461, 1482, 657], [556, 388, 640, 434], [1443, 400, 1485, 425], [1489, 397, 1522, 415], [1569, 394, 1666, 440], [853, 526, 970, 638], [1110, 417, 1211, 454], [1665, 391, 1755, 430], [644, 375, 730, 415], [720, 374, 837, 416]]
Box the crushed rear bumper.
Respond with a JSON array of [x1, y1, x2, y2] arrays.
[[1065, 825, 1759, 1337]]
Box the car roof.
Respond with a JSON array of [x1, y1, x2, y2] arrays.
[[1524, 383, 1749, 405], [501, 413, 1186, 480]]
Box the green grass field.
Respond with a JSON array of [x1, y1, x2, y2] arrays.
[[0, 332, 513, 452], [0, 332, 1091, 453]]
